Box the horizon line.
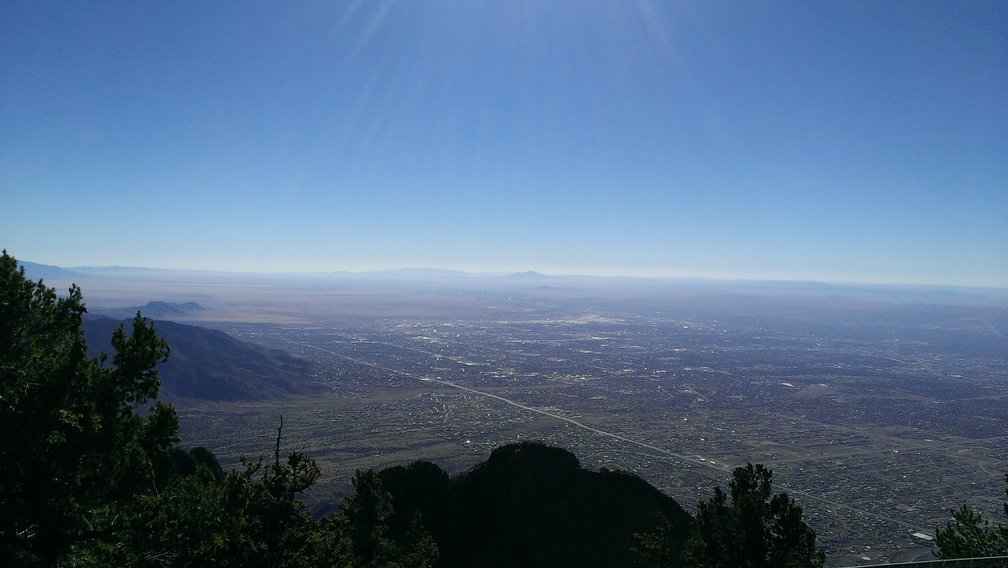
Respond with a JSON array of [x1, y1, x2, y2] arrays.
[[15, 258, 1008, 292]]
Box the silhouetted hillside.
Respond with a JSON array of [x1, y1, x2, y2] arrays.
[[379, 441, 691, 568], [83, 317, 324, 401], [93, 300, 205, 320]]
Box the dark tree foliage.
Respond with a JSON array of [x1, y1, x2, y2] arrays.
[[0, 250, 175, 565], [0, 251, 435, 567], [82, 447, 351, 567], [633, 512, 683, 568], [340, 468, 439, 568], [342, 469, 396, 566], [379, 460, 452, 545], [934, 473, 1008, 559], [680, 463, 825, 568], [378, 441, 691, 568]]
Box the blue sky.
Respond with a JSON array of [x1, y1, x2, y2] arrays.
[[2, 1, 1005, 286]]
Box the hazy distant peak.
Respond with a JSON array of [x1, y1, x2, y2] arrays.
[[90, 300, 205, 320], [139, 300, 204, 313], [508, 270, 551, 279], [17, 260, 81, 279]]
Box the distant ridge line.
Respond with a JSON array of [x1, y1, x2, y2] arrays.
[[17, 259, 1008, 291]]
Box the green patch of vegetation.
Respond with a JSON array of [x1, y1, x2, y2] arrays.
[[0, 251, 434, 567], [934, 475, 1008, 559]]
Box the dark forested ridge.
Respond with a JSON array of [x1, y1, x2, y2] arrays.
[[378, 442, 692, 568], [83, 316, 324, 401]]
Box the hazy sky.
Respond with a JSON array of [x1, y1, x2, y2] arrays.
[[2, 1, 1005, 286]]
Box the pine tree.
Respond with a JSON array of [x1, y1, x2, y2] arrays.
[[0, 251, 176, 565], [681, 463, 824, 568], [935, 474, 1008, 559], [0, 251, 439, 566]]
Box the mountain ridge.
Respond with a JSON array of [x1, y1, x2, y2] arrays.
[[377, 441, 692, 568], [19, 258, 1008, 292], [82, 316, 324, 401]]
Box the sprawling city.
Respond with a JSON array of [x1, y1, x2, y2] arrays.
[[60, 269, 1005, 566]]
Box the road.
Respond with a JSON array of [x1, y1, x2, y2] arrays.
[[293, 339, 928, 533]]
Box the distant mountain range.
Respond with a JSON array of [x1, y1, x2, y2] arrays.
[[16, 260, 82, 279], [83, 317, 324, 401], [17, 259, 1008, 300], [506, 270, 552, 280]]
